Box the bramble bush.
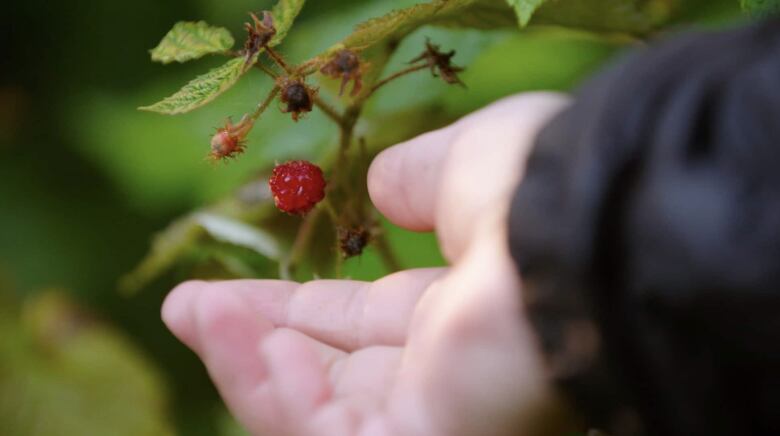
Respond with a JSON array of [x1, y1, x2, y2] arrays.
[[124, 0, 771, 288]]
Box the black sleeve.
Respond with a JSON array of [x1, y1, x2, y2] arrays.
[[508, 19, 780, 436]]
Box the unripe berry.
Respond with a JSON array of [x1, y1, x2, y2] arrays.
[[269, 160, 326, 215], [209, 115, 254, 161]]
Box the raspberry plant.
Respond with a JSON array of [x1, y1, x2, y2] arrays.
[[124, 0, 735, 289]]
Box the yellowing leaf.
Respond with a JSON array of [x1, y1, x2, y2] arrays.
[[270, 0, 306, 47], [150, 21, 234, 64], [139, 57, 253, 115], [506, 0, 547, 27]]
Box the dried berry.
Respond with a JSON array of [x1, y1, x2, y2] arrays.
[[409, 40, 465, 86], [320, 49, 365, 97], [269, 160, 326, 215], [277, 77, 317, 122], [244, 11, 276, 57], [209, 115, 254, 161], [338, 227, 371, 258]]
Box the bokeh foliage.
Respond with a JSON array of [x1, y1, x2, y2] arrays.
[[0, 0, 742, 435]]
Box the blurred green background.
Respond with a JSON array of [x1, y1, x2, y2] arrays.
[[0, 1, 742, 435]]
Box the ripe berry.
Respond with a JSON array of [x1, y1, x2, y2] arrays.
[[269, 160, 326, 215]]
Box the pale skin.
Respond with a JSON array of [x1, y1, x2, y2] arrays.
[[162, 92, 573, 436]]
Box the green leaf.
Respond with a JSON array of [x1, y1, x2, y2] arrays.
[[139, 56, 253, 115], [530, 0, 678, 34], [741, 0, 780, 17], [270, 0, 307, 47], [150, 21, 234, 64], [194, 212, 281, 259], [331, 0, 484, 52], [506, 0, 548, 27]]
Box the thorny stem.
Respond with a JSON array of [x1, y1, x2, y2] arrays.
[[251, 86, 280, 120], [233, 41, 409, 276], [365, 63, 429, 99], [253, 59, 344, 125]]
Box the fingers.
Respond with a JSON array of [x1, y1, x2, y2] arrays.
[[368, 92, 571, 260], [230, 268, 446, 352], [437, 93, 571, 260], [163, 282, 275, 429], [260, 328, 341, 431], [163, 280, 410, 435], [163, 282, 348, 434], [368, 126, 458, 231]]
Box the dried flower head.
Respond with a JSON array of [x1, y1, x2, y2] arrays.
[[409, 39, 465, 86], [338, 226, 371, 258], [320, 49, 366, 97], [209, 115, 254, 161], [277, 77, 317, 122], [244, 11, 276, 57]]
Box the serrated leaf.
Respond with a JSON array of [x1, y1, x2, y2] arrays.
[[530, 0, 678, 34], [436, 0, 517, 29], [506, 0, 547, 26], [139, 56, 253, 115], [150, 21, 234, 64], [332, 0, 483, 52], [270, 0, 306, 47]]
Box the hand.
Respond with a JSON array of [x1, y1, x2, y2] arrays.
[[162, 92, 571, 436]]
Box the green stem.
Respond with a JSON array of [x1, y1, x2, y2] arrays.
[[365, 63, 429, 99], [372, 227, 401, 273], [279, 207, 323, 280], [255, 61, 279, 78], [265, 47, 294, 75], [251, 86, 280, 121], [312, 95, 344, 125]]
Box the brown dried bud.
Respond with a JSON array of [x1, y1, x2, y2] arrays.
[[320, 49, 365, 97], [244, 11, 276, 56], [277, 77, 317, 122], [338, 227, 371, 258], [409, 39, 465, 86]]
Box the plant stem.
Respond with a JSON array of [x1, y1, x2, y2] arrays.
[[279, 207, 323, 280], [372, 228, 402, 273], [265, 47, 294, 75], [255, 61, 279, 78], [312, 95, 344, 125], [366, 63, 429, 98], [251, 86, 280, 120]]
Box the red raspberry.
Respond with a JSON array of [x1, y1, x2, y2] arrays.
[[269, 160, 326, 215]]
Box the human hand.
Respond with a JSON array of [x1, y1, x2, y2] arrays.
[[162, 92, 571, 436]]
